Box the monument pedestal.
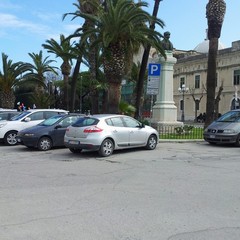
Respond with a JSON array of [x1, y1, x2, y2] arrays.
[[151, 52, 183, 130]]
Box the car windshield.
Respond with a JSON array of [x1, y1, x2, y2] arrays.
[[10, 111, 31, 121], [39, 115, 63, 126], [216, 111, 240, 122]]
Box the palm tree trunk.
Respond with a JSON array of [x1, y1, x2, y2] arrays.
[[205, 38, 218, 127], [134, 0, 161, 119], [107, 82, 121, 113]]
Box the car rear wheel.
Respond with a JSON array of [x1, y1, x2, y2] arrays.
[[4, 131, 18, 145], [234, 134, 240, 147], [145, 134, 157, 150], [38, 137, 52, 151], [69, 148, 82, 153], [98, 138, 114, 157]]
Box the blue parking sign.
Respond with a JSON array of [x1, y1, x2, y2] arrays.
[[148, 63, 161, 76]]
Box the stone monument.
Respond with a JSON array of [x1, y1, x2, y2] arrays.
[[152, 32, 183, 129]]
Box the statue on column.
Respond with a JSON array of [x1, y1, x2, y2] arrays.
[[161, 31, 173, 51]]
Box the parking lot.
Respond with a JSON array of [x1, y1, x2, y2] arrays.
[[1, 142, 240, 240]]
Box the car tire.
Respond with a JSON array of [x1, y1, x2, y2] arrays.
[[38, 137, 52, 151], [4, 131, 18, 146], [98, 138, 114, 157], [69, 148, 82, 153], [234, 134, 240, 147], [145, 134, 157, 150]]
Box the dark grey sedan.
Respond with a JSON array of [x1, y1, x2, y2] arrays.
[[204, 109, 240, 146], [16, 114, 84, 151]]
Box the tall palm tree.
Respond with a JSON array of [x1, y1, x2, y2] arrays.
[[0, 53, 32, 108], [67, 0, 165, 113], [63, 0, 101, 113], [42, 34, 76, 110], [135, 0, 164, 119], [27, 50, 58, 92], [205, 0, 226, 127]]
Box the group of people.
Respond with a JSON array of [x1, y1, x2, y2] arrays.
[[17, 102, 36, 111]]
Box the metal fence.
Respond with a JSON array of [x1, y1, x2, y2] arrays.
[[157, 123, 204, 140]]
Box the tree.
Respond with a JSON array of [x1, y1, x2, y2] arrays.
[[27, 50, 58, 93], [42, 34, 76, 110], [0, 53, 32, 108], [134, 0, 165, 119], [68, 0, 166, 113], [63, 0, 102, 113], [205, 0, 226, 127]]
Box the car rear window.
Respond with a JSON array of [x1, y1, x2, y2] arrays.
[[72, 117, 99, 127]]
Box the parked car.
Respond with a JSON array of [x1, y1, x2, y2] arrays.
[[0, 111, 21, 121], [203, 109, 240, 146], [0, 109, 68, 145], [17, 114, 84, 151], [64, 114, 159, 157]]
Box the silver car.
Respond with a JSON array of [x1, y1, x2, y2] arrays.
[[204, 109, 240, 146], [64, 114, 159, 157]]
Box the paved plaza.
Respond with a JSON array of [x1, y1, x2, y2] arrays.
[[0, 142, 240, 240]]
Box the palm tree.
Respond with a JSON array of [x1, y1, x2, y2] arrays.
[[0, 53, 32, 108], [205, 0, 226, 127], [67, 0, 165, 113], [135, 0, 164, 119], [42, 34, 76, 110], [64, 0, 104, 113], [27, 50, 58, 92]]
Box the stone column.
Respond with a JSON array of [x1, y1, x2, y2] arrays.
[[152, 52, 182, 127]]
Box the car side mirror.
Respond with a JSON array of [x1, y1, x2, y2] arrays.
[[24, 117, 31, 122]]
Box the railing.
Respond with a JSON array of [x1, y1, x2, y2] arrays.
[[157, 124, 204, 140]]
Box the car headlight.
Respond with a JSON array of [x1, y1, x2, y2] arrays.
[[24, 133, 35, 137], [223, 129, 236, 133], [0, 122, 7, 128]]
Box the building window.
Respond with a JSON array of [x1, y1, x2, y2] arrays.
[[180, 77, 185, 88], [195, 99, 200, 111], [195, 75, 200, 89], [234, 70, 240, 85]]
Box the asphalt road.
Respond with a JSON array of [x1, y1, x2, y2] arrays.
[[1, 142, 240, 240]]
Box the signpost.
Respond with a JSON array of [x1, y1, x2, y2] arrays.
[[147, 64, 161, 124]]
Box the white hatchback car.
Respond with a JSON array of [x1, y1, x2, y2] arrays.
[[64, 114, 159, 157], [0, 109, 68, 145]]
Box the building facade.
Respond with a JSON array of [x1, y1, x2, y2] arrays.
[[173, 40, 240, 121]]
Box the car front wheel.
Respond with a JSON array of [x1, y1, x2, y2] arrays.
[[145, 134, 157, 150], [38, 137, 52, 151], [4, 131, 18, 146], [98, 138, 114, 157]]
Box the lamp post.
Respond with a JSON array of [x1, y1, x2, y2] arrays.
[[178, 84, 189, 122]]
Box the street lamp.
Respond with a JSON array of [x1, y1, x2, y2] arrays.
[[178, 84, 189, 122]]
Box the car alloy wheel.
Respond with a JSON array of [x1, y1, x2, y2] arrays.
[[145, 134, 157, 150], [4, 131, 18, 146], [98, 138, 114, 157], [38, 137, 52, 151]]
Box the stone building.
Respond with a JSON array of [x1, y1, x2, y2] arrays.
[[173, 39, 240, 121]]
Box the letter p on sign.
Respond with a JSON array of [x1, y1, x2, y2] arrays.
[[148, 63, 161, 76]]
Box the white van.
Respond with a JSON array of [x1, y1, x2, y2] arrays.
[[0, 109, 68, 145]]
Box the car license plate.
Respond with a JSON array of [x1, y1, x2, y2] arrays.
[[68, 140, 79, 145], [209, 135, 215, 138]]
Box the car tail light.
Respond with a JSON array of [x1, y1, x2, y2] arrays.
[[84, 126, 103, 133]]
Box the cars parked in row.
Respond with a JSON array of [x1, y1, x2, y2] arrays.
[[64, 114, 159, 157], [0, 109, 68, 145], [17, 113, 84, 151], [204, 109, 240, 146]]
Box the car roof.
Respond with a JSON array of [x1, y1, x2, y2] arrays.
[[25, 109, 68, 113]]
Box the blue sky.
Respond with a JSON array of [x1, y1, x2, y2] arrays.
[[0, 0, 239, 69]]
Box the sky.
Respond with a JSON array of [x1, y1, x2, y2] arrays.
[[0, 0, 239, 70]]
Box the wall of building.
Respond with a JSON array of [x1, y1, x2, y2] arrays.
[[173, 40, 240, 121]]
